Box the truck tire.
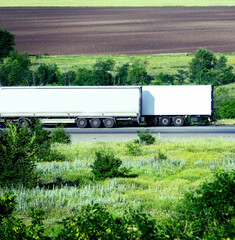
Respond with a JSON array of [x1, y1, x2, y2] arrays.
[[18, 118, 30, 128], [90, 118, 101, 128], [103, 118, 115, 128], [173, 116, 184, 126], [159, 117, 171, 126], [146, 117, 157, 126], [76, 118, 88, 128]]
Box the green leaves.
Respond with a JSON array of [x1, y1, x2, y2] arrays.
[[91, 150, 130, 180]]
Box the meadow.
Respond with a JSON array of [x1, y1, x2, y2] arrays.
[[0, 137, 234, 235], [1, 0, 235, 7], [31, 53, 235, 76]]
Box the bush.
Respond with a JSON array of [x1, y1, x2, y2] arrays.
[[168, 170, 235, 239], [30, 120, 68, 162], [125, 141, 142, 156], [0, 193, 50, 240], [0, 123, 37, 187], [51, 125, 71, 144], [58, 204, 158, 240], [136, 129, 155, 145], [90, 150, 129, 180]]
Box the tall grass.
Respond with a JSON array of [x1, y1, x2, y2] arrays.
[[2, 0, 235, 7], [0, 138, 234, 223]]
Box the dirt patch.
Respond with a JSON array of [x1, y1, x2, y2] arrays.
[[0, 7, 235, 55]]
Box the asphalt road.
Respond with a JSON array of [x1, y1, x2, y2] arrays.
[[63, 126, 235, 142]]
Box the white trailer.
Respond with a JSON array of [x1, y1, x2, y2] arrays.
[[0, 86, 142, 128], [0, 85, 213, 128], [142, 85, 213, 126]]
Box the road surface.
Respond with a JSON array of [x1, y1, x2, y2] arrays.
[[62, 126, 235, 142]]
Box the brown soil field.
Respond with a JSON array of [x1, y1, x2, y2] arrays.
[[0, 7, 235, 55]]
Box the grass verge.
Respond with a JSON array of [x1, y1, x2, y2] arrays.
[[0, 138, 234, 236]]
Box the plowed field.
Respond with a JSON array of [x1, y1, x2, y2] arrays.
[[1, 7, 235, 55]]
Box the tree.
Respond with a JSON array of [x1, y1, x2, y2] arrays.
[[127, 61, 152, 85], [35, 63, 62, 85], [93, 58, 115, 85], [0, 49, 32, 86], [189, 48, 235, 85], [74, 68, 94, 86], [62, 70, 76, 86], [0, 29, 15, 60], [115, 63, 129, 85]]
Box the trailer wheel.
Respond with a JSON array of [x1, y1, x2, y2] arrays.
[[76, 118, 88, 128], [146, 117, 157, 126], [159, 117, 171, 126], [103, 118, 115, 128], [18, 118, 30, 128], [90, 118, 101, 128], [173, 116, 184, 126]]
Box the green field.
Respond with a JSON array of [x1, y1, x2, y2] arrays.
[[31, 53, 235, 76], [1, 0, 235, 7], [1, 137, 234, 236]]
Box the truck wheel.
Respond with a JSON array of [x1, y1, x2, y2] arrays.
[[76, 118, 88, 128], [103, 118, 115, 128], [146, 117, 157, 126], [90, 118, 101, 128], [159, 117, 171, 126], [173, 116, 184, 126], [18, 118, 30, 128]]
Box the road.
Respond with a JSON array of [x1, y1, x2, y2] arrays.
[[62, 126, 235, 142]]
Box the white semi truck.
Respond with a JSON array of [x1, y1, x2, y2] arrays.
[[0, 85, 213, 127]]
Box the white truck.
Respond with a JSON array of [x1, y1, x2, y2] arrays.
[[0, 85, 213, 128]]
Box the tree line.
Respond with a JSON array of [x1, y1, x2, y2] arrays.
[[1, 28, 235, 87]]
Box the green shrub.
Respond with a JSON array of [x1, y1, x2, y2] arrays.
[[155, 150, 167, 162], [0, 123, 37, 187], [90, 150, 129, 180], [219, 98, 235, 119], [125, 141, 142, 156], [168, 170, 235, 239], [136, 129, 155, 145], [0, 193, 50, 240], [30, 120, 67, 162], [58, 204, 158, 240], [51, 125, 71, 144]]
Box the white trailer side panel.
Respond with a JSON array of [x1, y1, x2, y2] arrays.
[[0, 87, 141, 117], [142, 85, 212, 116]]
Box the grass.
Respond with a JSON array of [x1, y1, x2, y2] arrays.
[[1, 0, 235, 7], [31, 53, 235, 76], [0, 138, 234, 230]]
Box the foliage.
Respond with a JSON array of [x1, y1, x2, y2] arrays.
[[58, 203, 158, 240], [35, 63, 62, 85], [51, 125, 71, 144], [0, 29, 15, 60], [0, 193, 49, 240], [115, 63, 129, 85], [62, 70, 76, 86], [219, 98, 235, 119], [93, 58, 116, 85], [214, 86, 235, 119], [189, 48, 235, 85], [74, 68, 94, 86], [125, 141, 142, 156], [136, 129, 155, 145], [0, 49, 32, 86], [127, 61, 152, 85], [0, 123, 37, 187], [91, 150, 129, 180], [169, 170, 235, 239]]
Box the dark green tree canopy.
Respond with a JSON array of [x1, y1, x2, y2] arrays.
[[189, 48, 235, 85], [0, 29, 15, 60]]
